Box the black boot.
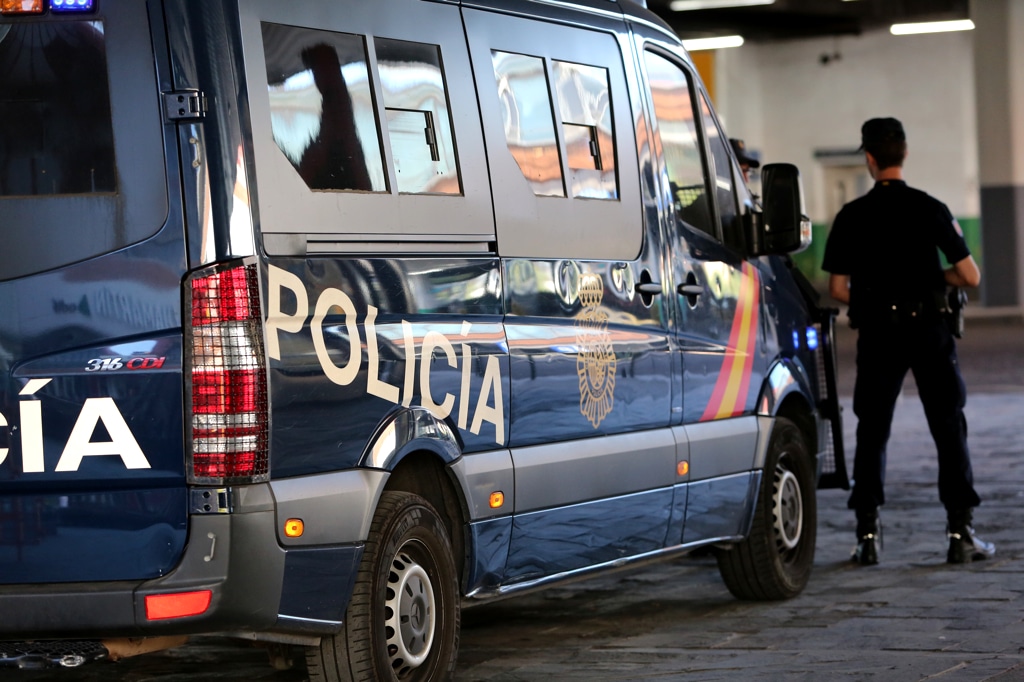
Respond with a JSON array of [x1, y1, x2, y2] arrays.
[[946, 508, 995, 564], [852, 509, 880, 566]]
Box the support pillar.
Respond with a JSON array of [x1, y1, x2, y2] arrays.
[[972, 0, 1024, 308]]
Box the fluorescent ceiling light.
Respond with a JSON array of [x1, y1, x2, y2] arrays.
[[682, 35, 745, 50], [670, 0, 773, 11], [890, 19, 975, 35]]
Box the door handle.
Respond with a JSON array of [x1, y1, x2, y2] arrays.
[[637, 282, 663, 295], [677, 284, 703, 296]]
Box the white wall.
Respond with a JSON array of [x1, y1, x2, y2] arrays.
[[712, 28, 979, 223]]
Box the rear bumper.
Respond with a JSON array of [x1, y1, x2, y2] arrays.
[[0, 507, 285, 639]]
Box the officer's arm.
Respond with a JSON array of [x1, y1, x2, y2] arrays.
[[945, 255, 981, 288], [829, 273, 851, 304]]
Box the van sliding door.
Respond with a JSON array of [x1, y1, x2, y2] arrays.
[[464, 0, 677, 584]]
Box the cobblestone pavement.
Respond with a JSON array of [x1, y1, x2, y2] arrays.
[[11, 318, 1024, 681]]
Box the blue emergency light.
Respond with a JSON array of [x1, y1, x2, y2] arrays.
[[805, 327, 819, 350], [50, 0, 94, 12], [0, 0, 94, 14]]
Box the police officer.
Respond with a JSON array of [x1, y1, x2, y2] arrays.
[[729, 138, 759, 184], [822, 117, 994, 566]]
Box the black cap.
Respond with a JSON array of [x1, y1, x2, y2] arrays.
[[859, 117, 905, 150], [729, 138, 760, 169]]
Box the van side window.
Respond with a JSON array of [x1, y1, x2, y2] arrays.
[[699, 92, 742, 250], [262, 23, 387, 193], [490, 50, 564, 198], [0, 4, 167, 282], [552, 61, 616, 200], [642, 51, 714, 237], [374, 38, 461, 195], [465, 9, 642, 260]]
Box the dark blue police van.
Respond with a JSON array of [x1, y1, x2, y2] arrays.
[[0, 0, 846, 678]]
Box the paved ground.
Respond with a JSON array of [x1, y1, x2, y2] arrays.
[[11, 316, 1024, 681]]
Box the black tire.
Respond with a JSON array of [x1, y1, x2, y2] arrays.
[[306, 491, 460, 682], [715, 417, 817, 600]]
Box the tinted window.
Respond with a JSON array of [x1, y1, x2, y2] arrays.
[[262, 23, 387, 192], [552, 60, 616, 200], [643, 51, 713, 237], [0, 4, 168, 282], [0, 21, 115, 196], [491, 50, 564, 197], [700, 92, 742, 248], [375, 38, 461, 195]]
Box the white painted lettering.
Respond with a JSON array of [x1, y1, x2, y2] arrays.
[[471, 356, 505, 445], [311, 288, 361, 386], [19, 400, 45, 473], [55, 398, 151, 471], [459, 322, 472, 429], [420, 331, 457, 419], [459, 343, 472, 430], [0, 410, 7, 466], [266, 265, 309, 360], [263, 277, 509, 446], [402, 321, 416, 407], [365, 306, 400, 403]]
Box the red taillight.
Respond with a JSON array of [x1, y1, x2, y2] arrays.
[[188, 263, 269, 484]]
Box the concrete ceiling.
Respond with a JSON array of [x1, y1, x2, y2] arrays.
[[644, 0, 971, 42]]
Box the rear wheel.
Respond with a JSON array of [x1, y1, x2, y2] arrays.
[[715, 417, 816, 600], [307, 491, 460, 682]]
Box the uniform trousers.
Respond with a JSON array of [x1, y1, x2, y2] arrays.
[[847, 317, 981, 515]]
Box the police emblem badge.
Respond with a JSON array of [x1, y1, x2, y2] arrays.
[[576, 273, 616, 427]]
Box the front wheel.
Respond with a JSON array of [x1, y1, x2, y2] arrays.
[[307, 491, 460, 682], [715, 417, 817, 600]]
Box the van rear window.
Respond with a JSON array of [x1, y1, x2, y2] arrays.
[[0, 21, 116, 196], [0, 3, 167, 283]]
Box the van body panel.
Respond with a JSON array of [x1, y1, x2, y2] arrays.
[[510, 429, 676, 513], [270, 469, 388, 546], [464, 516, 514, 594], [448, 448, 515, 522], [0, 511, 284, 638], [683, 416, 760, 482], [681, 471, 760, 545], [276, 545, 361, 630], [263, 257, 507, 479], [504, 487, 675, 582]]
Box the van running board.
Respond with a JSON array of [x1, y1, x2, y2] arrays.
[[0, 640, 108, 669]]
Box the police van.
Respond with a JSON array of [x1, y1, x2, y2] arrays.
[[0, 0, 846, 678]]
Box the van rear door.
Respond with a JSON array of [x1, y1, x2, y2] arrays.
[[0, 0, 189, 584]]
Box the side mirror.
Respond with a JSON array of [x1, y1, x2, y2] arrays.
[[750, 163, 811, 256]]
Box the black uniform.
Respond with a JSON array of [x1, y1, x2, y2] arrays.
[[822, 179, 981, 518]]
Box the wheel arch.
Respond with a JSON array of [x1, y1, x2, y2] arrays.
[[361, 407, 471, 586], [384, 451, 470, 587], [757, 358, 818, 460]]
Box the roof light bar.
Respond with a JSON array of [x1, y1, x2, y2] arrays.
[[682, 35, 745, 51], [890, 19, 975, 35], [51, 0, 95, 12], [0, 0, 96, 13]]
